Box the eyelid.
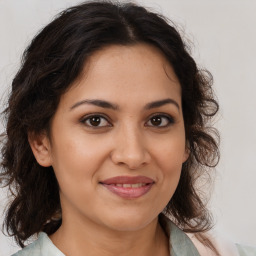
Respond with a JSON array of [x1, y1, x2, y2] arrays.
[[79, 112, 175, 129], [80, 113, 113, 128], [145, 113, 175, 127]]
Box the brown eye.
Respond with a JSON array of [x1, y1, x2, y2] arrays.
[[146, 115, 174, 127], [89, 116, 101, 126], [82, 115, 111, 127], [151, 116, 162, 126]]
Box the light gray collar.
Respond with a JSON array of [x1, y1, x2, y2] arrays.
[[168, 221, 200, 256]]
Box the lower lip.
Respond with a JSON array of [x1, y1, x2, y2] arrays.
[[101, 183, 154, 199]]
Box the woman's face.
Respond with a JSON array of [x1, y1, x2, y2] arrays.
[[37, 43, 188, 232]]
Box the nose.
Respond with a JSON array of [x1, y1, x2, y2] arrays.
[[110, 126, 151, 170]]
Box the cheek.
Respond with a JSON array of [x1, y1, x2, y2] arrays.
[[50, 131, 111, 189], [159, 153, 183, 190], [158, 154, 183, 206], [155, 135, 186, 171], [154, 135, 185, 192]]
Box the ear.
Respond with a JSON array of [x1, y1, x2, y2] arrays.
[[28, 131, 52, 167], [182, 143, 190, 163]]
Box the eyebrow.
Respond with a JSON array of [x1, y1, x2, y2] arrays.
[[70, 98, 180, 111], [70, 99, 119, 110], [144, 98, 180, 111]]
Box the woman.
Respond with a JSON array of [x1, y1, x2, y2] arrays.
[[0, 1, 253, 255]]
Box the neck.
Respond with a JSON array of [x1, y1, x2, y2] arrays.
[[50, 213, 169, 256]]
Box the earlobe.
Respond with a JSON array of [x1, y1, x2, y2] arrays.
[[28, 131, 52, 167], [183, 147, 190, 163]]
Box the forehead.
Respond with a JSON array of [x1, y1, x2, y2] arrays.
[[62, 43, 181, 108], [83, 43, 179, 84]]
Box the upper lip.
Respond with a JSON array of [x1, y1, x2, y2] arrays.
[[100, 176, 155, 185]]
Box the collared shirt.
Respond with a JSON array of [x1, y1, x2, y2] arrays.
[[12, 221, 256, 256]]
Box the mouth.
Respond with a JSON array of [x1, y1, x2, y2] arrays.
[[100, 176, 155, 199]]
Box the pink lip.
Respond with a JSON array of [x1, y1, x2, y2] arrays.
[[101, 176, 154, 185], [100, 176, 155, 199]]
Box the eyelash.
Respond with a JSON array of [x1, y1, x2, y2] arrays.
[[146, 114, 175, 128], [80, 114, 112, 129], [80, 113, 175, 129]]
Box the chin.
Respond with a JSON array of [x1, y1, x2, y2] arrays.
[[101, 212, 157, 232]]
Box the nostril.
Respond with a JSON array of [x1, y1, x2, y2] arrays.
[[109, 136, 151, 169]]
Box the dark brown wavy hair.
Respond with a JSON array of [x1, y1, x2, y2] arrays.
[[0, 0, 219, 252]]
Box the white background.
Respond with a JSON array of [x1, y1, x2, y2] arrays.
[[0, 0, 256, 255]]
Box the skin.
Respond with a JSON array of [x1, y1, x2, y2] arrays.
[[30, 43, 189, 256]]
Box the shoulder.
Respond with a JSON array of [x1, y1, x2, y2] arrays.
[[187, 232, 240, 256], [12, 236, 42, 256], [12, 232, 65, 256], [236, 243, 256, 256], [187, 232, 256, 256]]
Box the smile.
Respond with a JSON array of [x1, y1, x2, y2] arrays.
[[114, 183, 146, 188], [100, 176, 155, 199]]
